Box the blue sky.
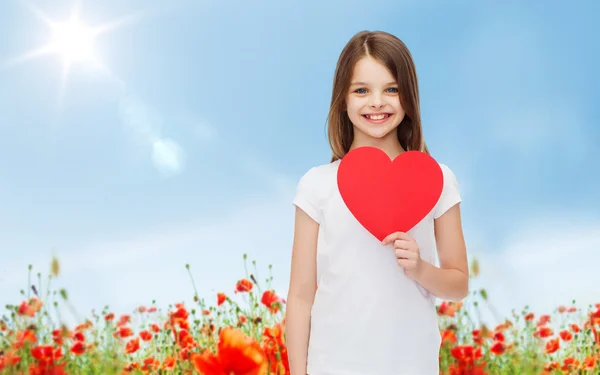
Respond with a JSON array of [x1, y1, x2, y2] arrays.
[[1, 0, 598, 329]]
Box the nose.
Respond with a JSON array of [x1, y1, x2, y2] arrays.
[[369, 94, 384, 109]]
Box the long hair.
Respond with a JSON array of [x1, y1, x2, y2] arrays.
[[327, 30, 429, 162]]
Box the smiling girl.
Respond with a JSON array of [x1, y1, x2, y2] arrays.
[[285, 30, 469, 375]]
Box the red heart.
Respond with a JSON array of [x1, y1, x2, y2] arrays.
[[337, 147, 443, 242]]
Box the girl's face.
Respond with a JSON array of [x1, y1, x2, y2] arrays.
[[345, 56, 405, 143]]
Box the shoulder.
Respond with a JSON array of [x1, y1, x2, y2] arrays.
[[436, 161, 454, 174], [297, 159, 340, 185], [293, 160, 339, 224], [433, 161, 462, 219], [430, 158, 459, 185]]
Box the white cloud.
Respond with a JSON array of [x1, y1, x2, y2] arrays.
[[152, 138, 185, 176], [466, 213, 600, 329], [0, 169, 299, 327], [118, 93, 186, 176]]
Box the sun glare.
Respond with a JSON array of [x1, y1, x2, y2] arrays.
[[49, 19, 96, 64], [1, 1, 146, 106]]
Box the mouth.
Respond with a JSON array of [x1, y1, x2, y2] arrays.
[[362, 113, 392, 123]]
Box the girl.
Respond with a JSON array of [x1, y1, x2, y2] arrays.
[[285, 30, 469, 375]]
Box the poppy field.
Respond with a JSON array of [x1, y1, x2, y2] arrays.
[[0, 255, 598, 374]]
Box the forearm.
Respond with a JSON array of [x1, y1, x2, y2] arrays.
[[284, 296, 313, 375], [416, 261, 469, 301]]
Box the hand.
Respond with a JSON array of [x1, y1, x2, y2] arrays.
[[382, 231, 424, 281]]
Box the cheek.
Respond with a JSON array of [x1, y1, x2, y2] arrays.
[[345, 99, 357, 121], [345, 98, 362, 117], [346, 108, 362, 124], [393, 99, 404, 114]]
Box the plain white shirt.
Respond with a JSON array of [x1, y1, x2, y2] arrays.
[[292, 157, 462, 375]]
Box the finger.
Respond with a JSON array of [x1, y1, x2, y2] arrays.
[[395, 249, 414, 260], [382, 231, 408, 245], [397, 258, 412, 269], [382, 232, 399, 245], [394, 239, 412, 250]]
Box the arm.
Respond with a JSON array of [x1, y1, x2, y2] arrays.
[[415, 203, 469, 301], [285, 206, 319, 375]]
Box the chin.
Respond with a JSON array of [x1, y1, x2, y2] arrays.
[[369, 128, 397, 139], [353, 126, 395, 141], [354, 119, 401, 140]]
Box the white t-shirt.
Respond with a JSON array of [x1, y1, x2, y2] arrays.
[[292, 157, 462, 375]]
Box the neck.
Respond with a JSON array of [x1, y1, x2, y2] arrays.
[[349, 133, 405, 161]]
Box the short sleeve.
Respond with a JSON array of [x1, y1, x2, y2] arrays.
[[432, 164, 462, 219], [292, 167, 322, 224]]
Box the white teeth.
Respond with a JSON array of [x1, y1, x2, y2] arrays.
[[365, 114, 388, 120]]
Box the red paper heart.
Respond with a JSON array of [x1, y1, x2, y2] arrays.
[[337, 147, 443, 242]]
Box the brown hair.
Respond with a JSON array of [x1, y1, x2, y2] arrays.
[[327, 30, 429, 162]]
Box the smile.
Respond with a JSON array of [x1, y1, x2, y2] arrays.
[[362, 113, 392, 123]]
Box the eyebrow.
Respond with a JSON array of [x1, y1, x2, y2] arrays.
[[350, 81, 397, 86]]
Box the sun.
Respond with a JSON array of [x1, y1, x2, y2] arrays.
[[49, 18, 97, 65], [2, 1, 144, 106]]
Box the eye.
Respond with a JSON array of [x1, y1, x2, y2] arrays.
[[353, 87, 398, 94]]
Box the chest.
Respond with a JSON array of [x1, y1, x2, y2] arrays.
[[319, 182, 438, 262]]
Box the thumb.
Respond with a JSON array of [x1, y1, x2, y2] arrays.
[[382, 231, 404, 245]]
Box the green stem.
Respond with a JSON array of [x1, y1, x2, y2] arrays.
[[185, 264, 201, 306]]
